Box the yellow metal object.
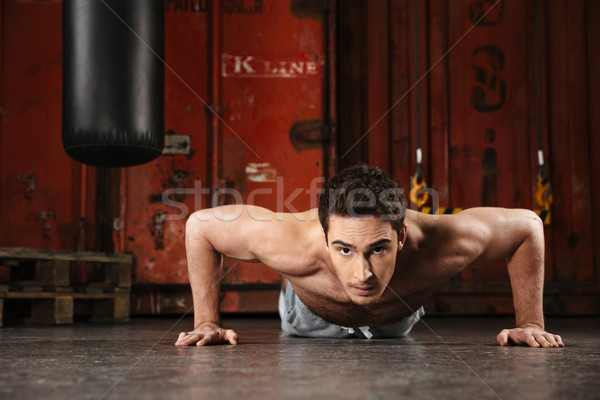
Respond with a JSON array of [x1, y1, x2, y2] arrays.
[[534, 209, 551, 224], [534, 177, 553, 225], [534, 177, 554, 210], [410, 175, 429, 208]]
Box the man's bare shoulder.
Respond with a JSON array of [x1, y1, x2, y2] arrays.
[[404, 207, 540, 265], [406, 207, 533, 234], [188, 205, 324, 275]]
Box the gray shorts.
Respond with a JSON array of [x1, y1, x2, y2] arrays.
[[278, 282, 424, 339]]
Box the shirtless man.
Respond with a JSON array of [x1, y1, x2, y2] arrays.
[[175, 164, 564, 348]]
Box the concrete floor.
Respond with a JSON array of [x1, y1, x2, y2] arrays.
[[0, 316, 598, 400]]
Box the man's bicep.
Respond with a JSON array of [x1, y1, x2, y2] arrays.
[[455, 208, 539, 264]]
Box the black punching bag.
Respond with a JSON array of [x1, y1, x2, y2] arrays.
[[62, 0, 164, 167]]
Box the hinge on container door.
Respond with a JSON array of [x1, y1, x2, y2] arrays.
[[36, 210, 55, 241], [289, 119, 329, 152], [291, 0, 329, 18]]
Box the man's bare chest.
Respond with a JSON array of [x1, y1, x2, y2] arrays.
[[291, 279, 430, 327]]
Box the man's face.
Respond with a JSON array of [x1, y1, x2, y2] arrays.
[[326, 215, 406, 305]]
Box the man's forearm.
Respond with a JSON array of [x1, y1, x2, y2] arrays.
[[506, 216, 546, 328], [186, 213, 223, 328]]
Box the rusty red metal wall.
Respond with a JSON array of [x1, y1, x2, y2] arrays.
[[338, 0, 599, 314], [1, 0, 598, 316], [0, 0, 98, 253], [125, 0, 332, 314], [0, 0, 332, 316]]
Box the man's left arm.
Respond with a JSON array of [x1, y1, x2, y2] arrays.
[[457, 208, 564, 348]]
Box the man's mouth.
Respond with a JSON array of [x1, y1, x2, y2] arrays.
[[352, 286, 375, 296]]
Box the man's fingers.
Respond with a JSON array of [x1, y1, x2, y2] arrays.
[[525, 334, 541, 348], [497, 328, 565, 348], [177, 333, 202, 346], [177, 326, 239, 347], [225, 329, 239, 345], [196, 331, 216, 346], [534, 333, 553, 348], [175, 333, 191, 346], [541, 333, 558, 348], [554, 334, 565, 347], [542, 333, 564, 348], [497, 330, 510, 346]]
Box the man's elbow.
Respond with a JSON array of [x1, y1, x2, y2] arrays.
[[186, 210, 213, 238], [515, 209, 545, 248]]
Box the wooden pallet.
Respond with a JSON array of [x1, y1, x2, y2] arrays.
[[0, 248, 133, 326]]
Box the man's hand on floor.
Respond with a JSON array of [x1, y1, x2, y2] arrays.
[[497, 324, 564, 348], [175, 322, 239, 346]]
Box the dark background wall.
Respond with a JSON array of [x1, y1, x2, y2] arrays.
[[0, 0, 598, 315], [337, 0, 600, 314]]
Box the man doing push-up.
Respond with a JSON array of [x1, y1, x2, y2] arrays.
[[175, 164, 563, 348]]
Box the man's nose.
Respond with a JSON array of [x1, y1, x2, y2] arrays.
[[353, 256, 373, 282]]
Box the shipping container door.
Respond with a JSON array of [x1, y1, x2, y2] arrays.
[[126, 0, 328, 314]]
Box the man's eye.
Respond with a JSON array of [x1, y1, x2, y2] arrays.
[[372, 247, 384, 255], [339, 248, 351, 256]]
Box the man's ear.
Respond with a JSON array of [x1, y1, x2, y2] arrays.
[[397, 224, 408, 251]]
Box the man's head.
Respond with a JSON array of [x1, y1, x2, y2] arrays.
[[318, 164, 408, 304]]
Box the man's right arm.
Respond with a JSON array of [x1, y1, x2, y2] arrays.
[[175, 207, 246, 346], [174, 205, 279, 346]]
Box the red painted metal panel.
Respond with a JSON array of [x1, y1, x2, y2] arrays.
[[0, 0, 96, 251], [363, 0, 599, 313], [0, 0, 597, 315], [524, 0, 553, 281], [367, 0, 390, 169], [564, 0, 594, 282], [449, 0, 531, 211], [409, 0, 431, 201], [388, 0, 412, 188], [547, 0, 573, 282], [125, 5, 210, 284], [588, 0, 600, 284], [124, 1, 329, 310], [217, 0, 326, 289], [447, 0, 533, 281], [428, 0, 450, 204]]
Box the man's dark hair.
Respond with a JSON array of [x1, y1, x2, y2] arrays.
[[318, 164, 407, 241]]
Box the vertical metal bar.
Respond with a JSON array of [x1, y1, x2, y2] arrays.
[[547, 0, 574, 282], [565, 0, 593, 281], [367, 0, 390, 169], [209, 0, 222, 198], [325, 0, 337, 179], [0, 0, 3, 245], [389, 0, 411, 187], [414, 0, 421, 151], [118, 167, 127, 254], [428, 0, 450, 203], [587, 0, 600, 283], [77, 164, 87, 251]]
